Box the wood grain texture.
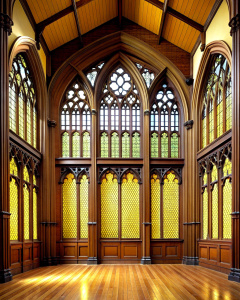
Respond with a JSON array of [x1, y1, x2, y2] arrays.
[[0, 264, 240, 299]]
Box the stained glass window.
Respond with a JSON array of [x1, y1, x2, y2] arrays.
[[132, 132, 140, 158], [122, 132, 130, 158], [135, 63, 155, 88], [9, 53, 37, 147], [85, 62, 104, 87], [33, 188, 38, 240], [23, 184, 30, 240], [101, 132, 108, 157], [60, 79, 91, 158], [223, 158, 232, 239], [226, 68, 232, 131], [151, 174, 160, 239], [211, 165, 218, 239], [202, 105, 207, 148], [161, 133, 168, 158], [209, 100, 214, 143], [111, 132, 119, 158], [80, 175, 88, 239], [121, 173, 140, 238], [151, 132, 158, 158], [62, 173, 77, 239], [10, 177, 18, 241], [202, 171, 208, 239], [171, 133, 178, 158]]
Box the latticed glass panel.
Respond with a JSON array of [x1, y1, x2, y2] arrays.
[[223, 178, 232, 239], [150, 106, 158, 131], [100, 104, 108, 131], [171, 133, 178, 158], [161, 133, 168, 158], [151, 132, 158, 158], [27, 101, 32, 144], [141, 68, 155, 88], [151, 174, 160, 239], [10, 178, 18, 241], [111, 104, 119, 131], [19, 94, 24, 139], [62, 132, 70, 157], [121, 173, 140, 238], [23, 166, 29, 182], [217, 101, 223, 138], [212, 184, 218, 239], [72, 132, 80, 157], [122, 132, 130, 158], [202, 106, 207, 148], [163, 171, 179, 239], [33, 108, 37, 148], [10, 158, 18, 176], [83, 132, 90, 158], [209, 101, 214, 143], [121, 104, 130, 131], [80, 175, 88, 239], [101, 173, 118, 238], [132, 104, 140, 131], [226, 69, 232, 131], [9, 84, 17, 132], [62, 173, 77, 239], [101, 132, 108, 157], [86, 62, 104, 86], [202, 188, 208, 239], [111, 132, 119, 158], [33, 188, 37, 240], [223, 158, 232, 177], [24, 184, 30, 240], [132, 132, 140, 158], [33, 174, 37, 185]]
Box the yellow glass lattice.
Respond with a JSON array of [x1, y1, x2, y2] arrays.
[[80, 175, 88, 239], [62, 173, 77, 239], [24, 184, 30, 240], [9, 85, 17, 133], [121, 173, 140, 238], [101, 132, 109, 158], [217, 101, 223, 138], [19, 95, 24, 139], [209, 109, 214, 143], [101, 173, 118, 238], [226, 94, 232, 131], [10, 178, 18, 241], [203, 171, 208, 185], [212, 184, 218, 239], [83, 132, 90, 158], [151, 174, 160, 239], [163, 171, 179, 239], [202, 117, 207, 148], [33, 188, 37, 240], [223, 178, 232, 239], [202, 188, 208, 239], [211, 165, 218, 182], [23, 166, 29, 182], [27, 101, 32, 144], [72, 132, 80, 157], [62, 132, 70, 157], [223, 158, 232, 177], [33, 175, 37, 185], [10, 158, 18, 176], [33, 108, 37, 148]]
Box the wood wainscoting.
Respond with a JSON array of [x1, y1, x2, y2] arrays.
[[10, 242, 41, 275], [150, 240, 183, 263], [198, 240, 232, 274], [58, 241, 88, 264]]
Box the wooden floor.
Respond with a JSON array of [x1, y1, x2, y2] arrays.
[[0, 265, 240, 299]]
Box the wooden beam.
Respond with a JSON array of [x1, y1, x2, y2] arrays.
[[71, 0, 83, 45], [118, 0, 122, 27], [145, 0, 204, 32], [158, 0, 169, 44]]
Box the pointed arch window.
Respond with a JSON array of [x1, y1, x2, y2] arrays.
[[99, 67, 141, 158], [201, 54, 232, 148], [150, 83, 180, 158], [9, 53, 37, 148], [60, 79, 91, 158]]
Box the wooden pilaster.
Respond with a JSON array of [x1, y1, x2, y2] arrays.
[[141, 110, 151, 264], [0, 0, 14, 283], [228, 3, 240, 282]]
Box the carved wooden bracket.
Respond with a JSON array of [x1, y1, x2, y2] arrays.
[[184, 120, 194, 130]]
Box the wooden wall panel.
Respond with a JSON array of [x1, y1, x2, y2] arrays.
[[58, 242, 88, 263], [78, 243, 88, 259], [100, 242, 141, 262], [151, 241, 183, 263], [198, 241, 232, 274]]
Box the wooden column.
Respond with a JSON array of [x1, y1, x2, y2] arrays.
[[88, 109, 97, 264], [141, 109, 151, 264], [0, 0, 14, 283], [182, 120, 200, 265], [228, 4, 240, 282]]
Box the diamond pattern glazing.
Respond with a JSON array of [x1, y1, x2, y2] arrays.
[[83, 132, 90, 157], [161, 133, 168, 158], [171, 133, 178, 158], [151, 133, 158, 158], [202, 188, 208, 239], [72, 132, 80, 157], [24, 184, 30, 240], [132, 132, 140, 158], [101, 132, 108, 157], [111, 132, 119, 158], [33, 188, 37, 240], [223, 178, 232, 239], [223, 158, 232, 177], [10, 158, 18, 176], [10, 178, 18, 241], [151, 174, 160, 239], [80, 175, 88, 239], [122, 132, 130, 158], [62, 132, 70, 157], [212, 184, 218, 239]]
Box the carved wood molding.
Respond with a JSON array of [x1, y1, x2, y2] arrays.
[[59, 167, 90, 184], [229, 13, 240, 35], [150, 167, 182, 184], [98, 167, 142, 184], [0, 13, 13, 35]]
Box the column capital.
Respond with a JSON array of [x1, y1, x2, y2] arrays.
[[0, 13, 13, 35], [229, 13, 240, 35], [47, 119, 57, 128]]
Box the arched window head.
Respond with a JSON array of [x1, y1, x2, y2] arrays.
[[9, 53, 37, 148], [151, 82, 180, 158], [60, 79, 91, 158], [201, 54, 232, 148], [100, 66, 141, 158]]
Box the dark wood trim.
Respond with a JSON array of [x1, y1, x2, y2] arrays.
[[71, 0, 83, 46], [55, 158, 91, 166], [150, 158, 184, 166], [145, 0, 204, 32], [204, 0, 223, 31], [118, 0, 122, 27], [158, 0, 169, 44]]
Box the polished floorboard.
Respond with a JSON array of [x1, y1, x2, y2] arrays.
[[0, 264, 240, 299]]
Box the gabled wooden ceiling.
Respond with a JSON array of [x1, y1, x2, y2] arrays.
[[24, 0, 217, 53]]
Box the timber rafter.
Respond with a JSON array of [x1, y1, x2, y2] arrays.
[[158, 0, 169, 44]]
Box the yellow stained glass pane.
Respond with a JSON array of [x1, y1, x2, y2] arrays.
[[10, 158, 18, 176], [72, 132, 80, 157], [163, 171, 179, 239], [10, 178, 18, 241], [62, 132, 70, 157], [161, 133, 168, 158], [111, 132, 119, 158], [212, 184, 218, 239], [202, 117, 207, 148], [24, 184, 30, 240], [171, 133, 178, 158], [203, 171, 208, 185], [23, 166, 29, 182], [9, 85, 17, 132], [226, 94, 232, 131], [101, 132, 108, 158], [80, 175, 88, 239], [209, 109, 214, 143], [223, 158, 232, 177], [62, 173, 77, 239], [33, 175, 37, 185], [19, 94, 24, 139], [202, 188, 208, 239], [151, 132, 158, 158], [211, 165, 218, 182], [27, 101, 32, 144], [121, 173, 139, 238], [151, 174, 160, 239], [217, 101, 223, 138], [33, 188, 37, 240], [83, 132, 90, 158], [223, 178, 232, 239], [122, 132, 130, 158], [33, 107, 37, 148], [132, 132, 140, 158], [101, 173, 118, 238]]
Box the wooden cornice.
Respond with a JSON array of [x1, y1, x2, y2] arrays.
[[71, 0, 83, 46], [158, 0, 169, 44], [118, 0, 122, 27], [145, 0, 204, 32]]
